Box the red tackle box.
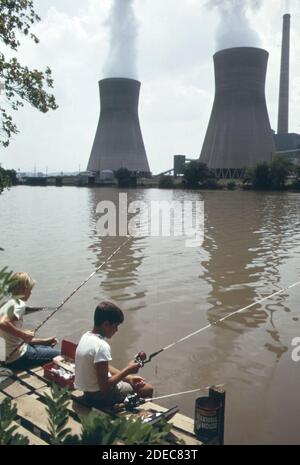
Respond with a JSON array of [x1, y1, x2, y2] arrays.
[[43, 339, 77, 390], [43, 361, 75, 389]]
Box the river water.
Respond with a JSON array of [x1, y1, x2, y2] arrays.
[[1, 186, 300, 444]]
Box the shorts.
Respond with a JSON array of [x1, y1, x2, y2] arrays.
[[83, 381, 134, 408]]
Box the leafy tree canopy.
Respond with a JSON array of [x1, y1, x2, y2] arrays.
[[114, 168, 137, 188], [0, 164, 11, 193], [0, 0, 58, 147], [184, 161, 214, 189]]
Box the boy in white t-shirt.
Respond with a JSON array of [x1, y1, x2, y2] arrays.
[[75, 301, 153, 407], [0, 272, 59, 368]]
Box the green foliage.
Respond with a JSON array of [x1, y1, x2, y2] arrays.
[[5, 169, 17, 184], [159, 176, 174, 189], [202, 176, 219, 189], [0, 398, 29, 445], [252, 162, 270, 189], [0, 266, 16, 303], [0, 165, 11, 193], [244, 158, 292, 190], [227, 181, 236, 190], [243, 168, 253, 186], [65, 412, 172, 446], [0, 383, 177, 445], [269, 157, 292, 189], [43, 383, 72, 445], [0, 0, 58, 147], [183, 161, 216, 189], [114, 168, 137, 188], [291, 166, 300, 191]]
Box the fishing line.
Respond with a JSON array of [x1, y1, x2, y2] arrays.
[[35, 236, 132, 332], [146, 384, 225, 402], [141, 279, 300, 365], [5, 236, 132, 363]]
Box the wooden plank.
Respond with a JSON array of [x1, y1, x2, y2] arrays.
[[31, 367, 46, 376], [38, 386, 91, 418], [167, 429, 201, 446], [17, 371, 47, 390], [0, 378, 31, 398], [0, 391, 7, 402], [14, 394, 82, 437], [209, 386, 226, 445], [11, 421, 48, 445], [71, 393, 201, 445], [29, 366, 45, 374], [141, 401, 196, 436], [31, 384, 201, 445]]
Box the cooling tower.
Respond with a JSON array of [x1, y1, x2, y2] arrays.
[[87, 78, 150, 175], [200, 47, 275, 172], [277, 14, 291, 134]]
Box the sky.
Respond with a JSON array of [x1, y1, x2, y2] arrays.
[[0, 0, 300, 175]]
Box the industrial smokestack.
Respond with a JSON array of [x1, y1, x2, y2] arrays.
[[277, 14, 291, 135], [87, 78, 150, 175], [200, 47, 275, 173]]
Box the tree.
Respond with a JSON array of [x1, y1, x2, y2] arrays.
[[0, 165, 11, 193], [269, 157, 292, 190], [0, 0, 58, 147], [5, 169, 17, 185], [159, 176, 174, 189], [183, 161, 214, 189], [291, 166, 300, 191], [251, 162, 270, 190], [114, 168, 137, 188], [244, 158, 292, 190]]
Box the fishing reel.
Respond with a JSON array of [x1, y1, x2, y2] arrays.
[[134, 349, 164, 367], [134, 351, 147, 367], [124, 393, 145, 412]]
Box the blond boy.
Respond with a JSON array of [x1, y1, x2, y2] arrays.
[[0, 272, 59, 369]]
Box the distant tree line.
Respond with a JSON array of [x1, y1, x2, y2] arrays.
[[0, 167, 17, 194], [114, 168, 137, 188], [180, 158, 299, 191], [243, 158, 298, 190]]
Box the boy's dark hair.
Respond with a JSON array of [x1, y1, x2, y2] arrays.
[[94, 301, 124, 327]]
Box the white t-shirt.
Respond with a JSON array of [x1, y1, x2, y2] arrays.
[[75, 331, 112, 392], [0, 299, 27, 363]]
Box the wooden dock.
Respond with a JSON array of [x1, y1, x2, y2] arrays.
[[0, 366, 204, 446]]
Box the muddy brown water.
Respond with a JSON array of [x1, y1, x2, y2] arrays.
[[1, 186, 300, 444]]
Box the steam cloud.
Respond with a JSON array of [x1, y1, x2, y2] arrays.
[[207, 0, 262, 51], [103, 0, 138, 79], [284, 0, 291, 12]]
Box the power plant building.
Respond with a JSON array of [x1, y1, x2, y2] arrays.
[[200, 47, 275, 178], [87, 78, 150, 176]]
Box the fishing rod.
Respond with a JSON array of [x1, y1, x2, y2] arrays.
[[122, 384, 225, 411], [35, 236, 132, 332], [5, 236, 132, 362], [135, 279, 300, 367], [147, 384, 225, 402]]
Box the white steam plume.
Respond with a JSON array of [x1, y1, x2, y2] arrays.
[[207, 0, 262, 51], [103, 0, 138, 79], [284, 0, 291, 13]]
